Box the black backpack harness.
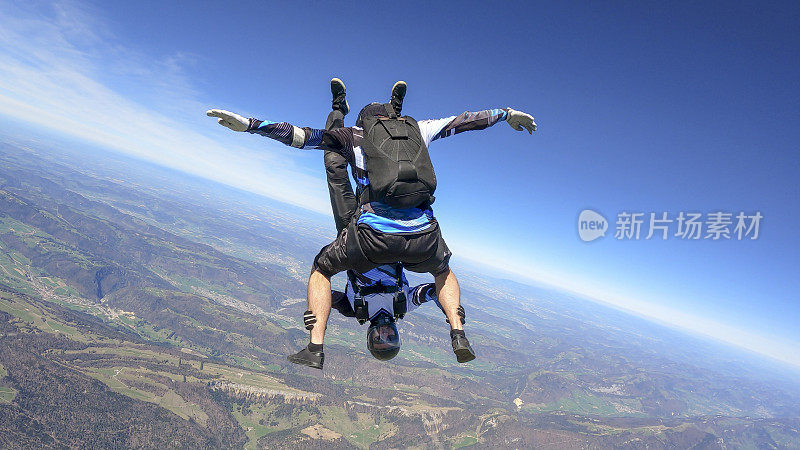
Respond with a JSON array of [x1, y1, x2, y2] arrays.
[[357, 104, 436, 209], [343, 103, 436, 323]]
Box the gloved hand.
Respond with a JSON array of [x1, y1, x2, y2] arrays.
[[506, 108, 537, 134], [206, 109, 250, 132]]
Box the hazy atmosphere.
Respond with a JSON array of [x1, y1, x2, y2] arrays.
[[2, 2, 800, 447], [2, 0, 797, 366]]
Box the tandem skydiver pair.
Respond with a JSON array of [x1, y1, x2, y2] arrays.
[[207, 78, 536, 369], [287, 79, 467, 369]]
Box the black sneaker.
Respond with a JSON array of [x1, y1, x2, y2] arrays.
[[287, 346, 324, 369], [451, 331, 476, 363], [390, 81, 406, 115], [330, 78, 349, 115]]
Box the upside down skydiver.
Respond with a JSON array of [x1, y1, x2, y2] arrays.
[[289, 79, 465, 368], [207, 78, 536, 369]]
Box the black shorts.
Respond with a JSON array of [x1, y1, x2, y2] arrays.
[[312, 220, 452, 278]]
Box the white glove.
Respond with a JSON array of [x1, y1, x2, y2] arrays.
[[506, 108, 537, 134], [206, 109, 250, 132]]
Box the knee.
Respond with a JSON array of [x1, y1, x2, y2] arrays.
[[311, 258, 337, 279], [309, 268, 332, 283], [434, 267, 454, 283]]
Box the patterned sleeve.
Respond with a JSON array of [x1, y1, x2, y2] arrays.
[[408, 283, 440, 313], [417, 108, 509, 147], [246, 118, 355, 162]]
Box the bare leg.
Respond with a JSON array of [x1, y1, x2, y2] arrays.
[[308, 269, 332, 344], [435, 268, 463, 331], [286, 81, 347, 370], [434, 268, 475, 362]]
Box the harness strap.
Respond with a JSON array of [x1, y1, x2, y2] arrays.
[[344, 214, 372, 325], [392, 263, 407, 319], [348, 270, 369, 325], [394, 263, 403, 286], [358, 284, 400, 296], [379, 103, 408, 139], [383, 103, 397, 119]]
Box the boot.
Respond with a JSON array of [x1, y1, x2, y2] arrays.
[[287, 343, 324, 369], [390, 80, 406, 115], [331, 78, 349, 115], [450, 329, 476, 363]]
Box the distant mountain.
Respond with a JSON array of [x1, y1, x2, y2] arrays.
[[1, 140, 799, 449]]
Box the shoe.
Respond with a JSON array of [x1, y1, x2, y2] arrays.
[[330, 78, 349, 115], [287, 346, 324, 369], [390, 81, 406, 115], [451, 332, 476, 363]]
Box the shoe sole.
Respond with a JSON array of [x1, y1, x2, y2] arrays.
[[330, 78, 349, 114], [331, 78, 346, 92], [454, 345, 476, 363], [391, 81, 406, 100], [287, 355, 323, 370]]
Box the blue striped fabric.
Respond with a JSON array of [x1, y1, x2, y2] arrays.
[[425, 108, 509, 143], [255, 121, 292, 140], [358, 203, 434, 233], [304, 128, 323, 147], [490, 108, 508, 121]]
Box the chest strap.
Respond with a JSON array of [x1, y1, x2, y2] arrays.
[[348, 263, 408, 323]]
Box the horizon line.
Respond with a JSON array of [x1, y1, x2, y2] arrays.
[[4, 120, 799, 373]]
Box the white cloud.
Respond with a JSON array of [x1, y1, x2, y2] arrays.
[[0, 0, 331, 214]]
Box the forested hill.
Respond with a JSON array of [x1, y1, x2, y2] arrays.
[[1, 141, 799, 449]]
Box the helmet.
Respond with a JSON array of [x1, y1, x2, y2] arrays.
[[355, 102, 390, 128], [366, 311, 400, 361]]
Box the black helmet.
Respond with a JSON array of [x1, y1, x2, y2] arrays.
[[355, 102, 390, 128], [366, 311, 400, 361]]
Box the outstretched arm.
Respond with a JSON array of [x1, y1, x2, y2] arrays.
[[418, 107, 536, 147], [206, 109, 349, 152]]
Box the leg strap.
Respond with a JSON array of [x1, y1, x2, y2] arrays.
[[393, 292, 407, 320], [392, 264, 406, 319]]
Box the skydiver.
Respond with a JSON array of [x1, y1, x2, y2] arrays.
[[286, 79, 463, 368], [207, 79, 536, 369]]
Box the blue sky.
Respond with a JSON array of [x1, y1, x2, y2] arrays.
[[0, 1, 798, 366]]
